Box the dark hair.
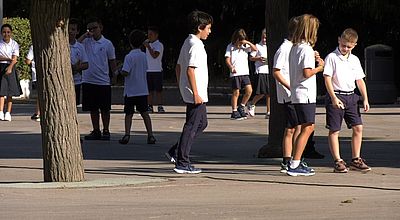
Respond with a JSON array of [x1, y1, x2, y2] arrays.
[[187, 10, 213, 34], [148, 26, 159, 34], [69, 18, 81, 30], [129, 29, 146, 48], [86, 17, 102, 25], [1, 24, 12, 32]]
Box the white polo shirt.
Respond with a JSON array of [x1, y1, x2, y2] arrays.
[[0, 38, 19, 64], [289, 42, 316, 104], [122, 49, 149, 97], [26, 45, 36, 82], [250, 43, 269, 74], [323, 48, 365, 91], [81, 36, 116, 85], [273, 39, 292, 103], [146, 39, 163, 72], [177, 34, 209, 104], [225, 43, 252, 77], [70, 41, 88, 85]]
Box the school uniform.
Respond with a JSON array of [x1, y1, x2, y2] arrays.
[[81, 35, 115, 111], [122, 48, 149, 114], [323, 48, 365, 131], [250, 42, 269, 95], [26, 45, 36, 83], [146, 39, 164, 92], [0, 38, 21, 97], [175, 34, 209, 168], [225, 43, 252, 89], [70, 41, 88, 105]]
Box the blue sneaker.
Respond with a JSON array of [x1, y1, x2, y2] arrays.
[[287, 162, 315, 176], [174, 165, 202, 174], [301, 160, 315, 172]]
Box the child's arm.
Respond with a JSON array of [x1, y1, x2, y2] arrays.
[[225, 57, 235, 74], [356, 79, 370, 112], [5, 55, 17, 75], [324, 75, 344, 109], [144, 41, 160, 59], [303, 57, 324, 78], [175, 64, 181, 84], [273, 68, 290, 90], [187, 66, 202, 105], [120, 70, 129, 77], [241, 40, 257, 52]]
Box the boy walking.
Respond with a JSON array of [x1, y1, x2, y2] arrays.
[[170, 10, 213, 174], [324, 28, 371, 173], [118, 30, 156, 145]]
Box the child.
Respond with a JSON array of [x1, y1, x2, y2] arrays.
[[25, 45, 40, 122], [225, 28, 257, 120], [118, 30, 156, 145], [144, 26, 165, 113], [0, 24, 20, 121], [287, 14, 324, 176], [169, 10, 213, 174], [248, 28, 270, 118], [323, 28, 371, 173]]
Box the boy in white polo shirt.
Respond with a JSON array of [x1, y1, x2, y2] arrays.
[[144, 26, 165, 113], [169, 10, 213, 174], [79, 17, 117, 141], [324, 28, 371, 173], [118, 30, 156, 145]]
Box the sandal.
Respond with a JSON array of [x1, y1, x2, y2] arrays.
[[119, 134, 130, 145]]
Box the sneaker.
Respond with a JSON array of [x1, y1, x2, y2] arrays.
[[157, 106, 165, 113], [230, 111, 244, 120], [84, 129, 102, 140], [303, 148, 325, 159], [265, 112, 270, 119], [4, 112, 11, 121], [334, 159, 349, 173], [0, 111, 3, 121], [280, 162, 288, 173], [237, 105, 248, 119], [349, 157, 371, 172], [287, 162, 315, 176], [147, 135, 156, 144], [246, 104, 256, 117], [147, 105, 154, 113], [101, 129, 111, 140], [300, 160, 315, 172], [174, 165, 202, 174], [31, 113, 40, 122], [165, 152, 176, 164]]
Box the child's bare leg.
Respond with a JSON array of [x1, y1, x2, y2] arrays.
[[241, 85, 252, 105], [250, 94, 264, 106], [124, 113, 133, 135], [351, 125, 363, 158], [292, 123, 314, 160], [283, 127, 295, 158], [328, 130, 341, 160], [6, 96, 12, 112], [140, 112, 153, 136], [231, 89, 240, 110]]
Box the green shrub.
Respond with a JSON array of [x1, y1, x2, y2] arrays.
[[3, 17, 32, 80]]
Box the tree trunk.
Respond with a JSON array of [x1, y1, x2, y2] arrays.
[[30, 0, 84, 182], [258, 0, 289, 158]]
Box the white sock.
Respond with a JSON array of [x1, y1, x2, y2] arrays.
[[290, 160, 300, 169]]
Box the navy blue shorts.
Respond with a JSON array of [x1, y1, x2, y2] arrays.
[[231, 75, 251, 90], [325, 94, 362, 131], [124, 95, 148, 114], [82, 83, 111, 112], [282, 102, 298, 128], [147, 72, 163, 92], [293, 103, 316, 125]]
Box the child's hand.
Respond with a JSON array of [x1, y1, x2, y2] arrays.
[[194, 94, 203, 105], [333, 97, 345, 109], [314, 50, 320, 60], [5, 66, 12, 75], [363, 100, 370, 112]]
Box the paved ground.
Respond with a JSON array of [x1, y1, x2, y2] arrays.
[[0, 103, 399, 219]]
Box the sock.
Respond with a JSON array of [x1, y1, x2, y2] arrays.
[[233, 108, 237, 111], [290, 160, 300, 169], [240, 103, 245, 107]]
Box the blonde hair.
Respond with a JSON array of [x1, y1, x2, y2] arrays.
[[291, 14, 320, 47], [341, 28, 358, 43]]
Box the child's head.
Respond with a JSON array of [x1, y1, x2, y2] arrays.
[[292, 14, 320, 47], [147, 26, 159, 42], [338, 28, 358, 56], [287, 16, 299, 41], [1, 24, 13, 41], [129, 29, 146, 49], [69, 18, 80, 41], [231, 28, 247, 46], [187, 10, 213, 38], [260, 28, 266, 45], [86, 17, 103, 39]]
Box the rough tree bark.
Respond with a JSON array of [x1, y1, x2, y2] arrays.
[[30, 0, 84, 182], [258, 0, 289, 158]]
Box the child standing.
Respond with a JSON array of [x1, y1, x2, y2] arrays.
[[0, 24, 20, 121], [323, 28, 371, 173], [25, 45, 40, 121], [170, 10, 213, 174], [248, 28, 270, 118], [287, 14, 324, 176], [225, 29, 257, 120], [119, 30, 156, 145]]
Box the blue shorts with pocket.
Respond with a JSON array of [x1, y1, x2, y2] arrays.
[[325, 93, 362, 131]]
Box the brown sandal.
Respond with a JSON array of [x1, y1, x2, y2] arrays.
[[118, 135, 130, 145]]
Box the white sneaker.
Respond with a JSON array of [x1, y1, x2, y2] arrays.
[[265, 112, 270, 119], [246, 104, 256, 117], [0, 111, 4, 120], [4, 112, 11, 121]]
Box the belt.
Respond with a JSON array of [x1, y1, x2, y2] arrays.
[[334, 90, 354, 95]]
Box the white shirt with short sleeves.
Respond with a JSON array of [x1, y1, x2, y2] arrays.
[[323, 48, 365, 92], [177, 34, 208, 104], [273, 39, 292, 103], [70, 41, 88, 85], [250, 43, 269, 74], [289, 42, 316, 104], [26, 45, 36, 82], [146, 39, 163, 72], [122, 49, 149, 97], [0, 38, 19, 64], [225, 43, 251, 77], [81, 36, 116, 85]]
